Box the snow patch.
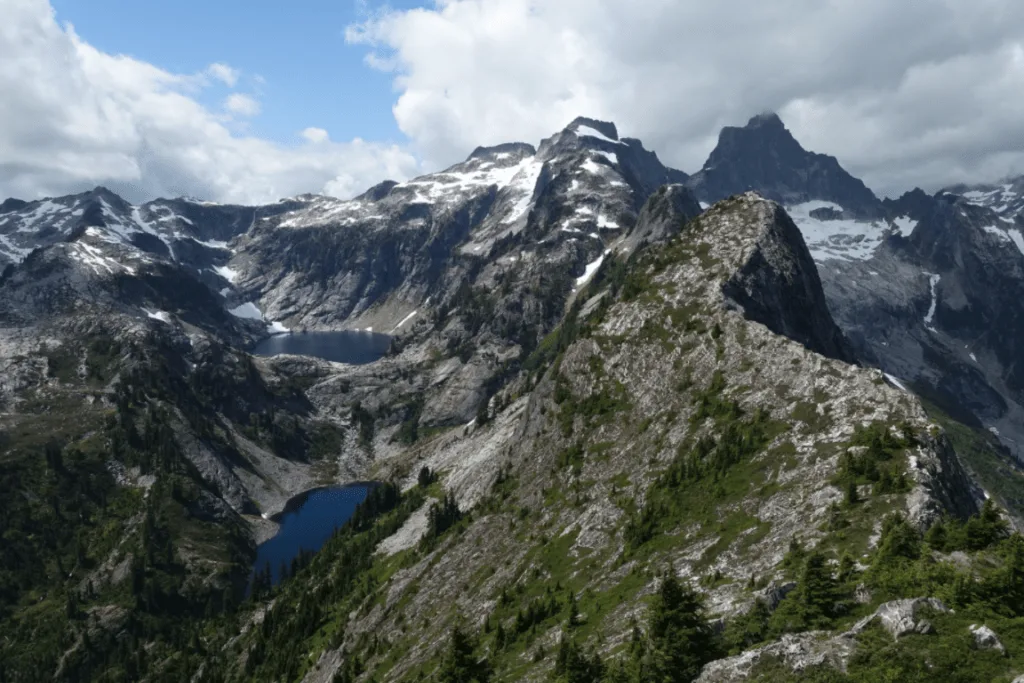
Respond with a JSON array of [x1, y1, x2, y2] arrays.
[[594, 150, 618, 165], [229, 302, 264, 320], [788, 201, 884, 262], [391, 309, 418, 333], [883, 373, 909, 392], [213, 265, 240, 283], [143, 309, 171, 324], [192, 237, 231, 250], [924, 273, 940, 331], [574, 250, 611, 289], [573, 124, 623, 145], [1009, 229, 1024, 256], [596, 214, 619, 229], [982, 225, 1011, 241], [266, 321, 290, 335], [501, 158, 545, 225], [891, 216, 918, 236]]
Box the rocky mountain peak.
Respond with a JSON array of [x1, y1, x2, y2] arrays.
[[465, 141, 537, 163], [0, 197, 28, 213], [883, 187, 934, 222], [353, 180, 399, 202], [745, 111, 786, 130], [704, 193, 856, 361], [623, 183, 702, 251], [536, 115, 626, 161], [687, 113, 883, 218], [565, 116, 620, 141], [85, 185, 130, 207]]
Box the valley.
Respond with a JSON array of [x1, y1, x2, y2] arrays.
[[2, 113, 1024, 682]]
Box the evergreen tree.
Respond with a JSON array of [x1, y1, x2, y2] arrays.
[[964, 499, 1010, 550], [997, 534, 1024, 616], [437, 625, 491, 683], [875, 513, 921, 564], [640, 573, 719, 682], [551, 636, 603, 682], [797, 551, 839, 626], [418, 466, 435, 489]]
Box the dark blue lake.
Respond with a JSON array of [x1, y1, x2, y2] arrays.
[[253, 331, 392, 364], [251, 485, 371, 587]]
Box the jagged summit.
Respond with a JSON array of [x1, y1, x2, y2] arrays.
[[465, 141, 536, 162], [882, 187, 935, 222], [715, 193, 856, 362], [0, 197, 28, 213], [564, 116, 620, 142], [354, 179, 399, 202], [745, 111, 786, 129], [687, 112, 882, 218]]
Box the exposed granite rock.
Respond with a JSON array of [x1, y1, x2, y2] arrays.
[[700, 598, 949, 681], [622, 183, 703, 252], [970, 624, 1006, 654], [697, 631, 857, 682], [720, 196, 855, 362], [849, 597, 948, 639]]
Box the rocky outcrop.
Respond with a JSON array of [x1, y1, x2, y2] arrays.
[[970, 624, 1007, 654], [850, 597, 948, 639], [697, 631, 858, 682], [622, 183, 703, 251], [719, 196, 855, 362], [698, 598, 949, 682]]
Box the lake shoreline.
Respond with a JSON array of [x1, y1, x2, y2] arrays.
[[264, 480, 381, 524], [248, 483, 377, 587], [252, 330, 392, 365]]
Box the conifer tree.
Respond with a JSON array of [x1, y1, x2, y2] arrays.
[[437, 625, 491, 683]]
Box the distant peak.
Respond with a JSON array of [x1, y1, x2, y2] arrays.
[[354, 180, 398, 202], [566, 116, 619, 142], [0, 197, 28, 213], [466, 142, 536, 162], [83, 186, 131, 207], [746, 111, 785, 129]]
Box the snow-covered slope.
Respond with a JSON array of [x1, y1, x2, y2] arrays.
[[943, 177, 1024, 224]]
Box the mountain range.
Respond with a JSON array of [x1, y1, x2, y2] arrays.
[[3, 111, 1024, 681]]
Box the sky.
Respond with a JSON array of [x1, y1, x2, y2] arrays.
[[3, 0, 1024, 205]]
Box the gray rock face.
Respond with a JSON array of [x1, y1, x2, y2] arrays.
[[721, 197, 855, 362], [700, 598, 949, 681], [823, 188, 1024, 461], [697, 631, 858, 682], [686, 113, 883, 218], [679, 113, 1024, 476], [850, 598, 949, 639], [623, 183, 703, 251], [970, 624, 1007, 654]]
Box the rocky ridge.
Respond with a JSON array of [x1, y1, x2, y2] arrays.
[[280, 193, 982, 682]]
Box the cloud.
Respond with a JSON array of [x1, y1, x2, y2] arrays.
[[0, 0, 419, 204], [301, 127, 331, 144], [347, 0, 1024, 197], [224, 93, 261, 117], [206, 62, 240, 87]]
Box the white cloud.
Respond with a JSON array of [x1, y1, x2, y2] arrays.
[[206, 62, 239, 87], [301, 127, 330, 144], [224, 93, 261, 117], [347, 0, 1024, 197], [0, 0, 420, 204]]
